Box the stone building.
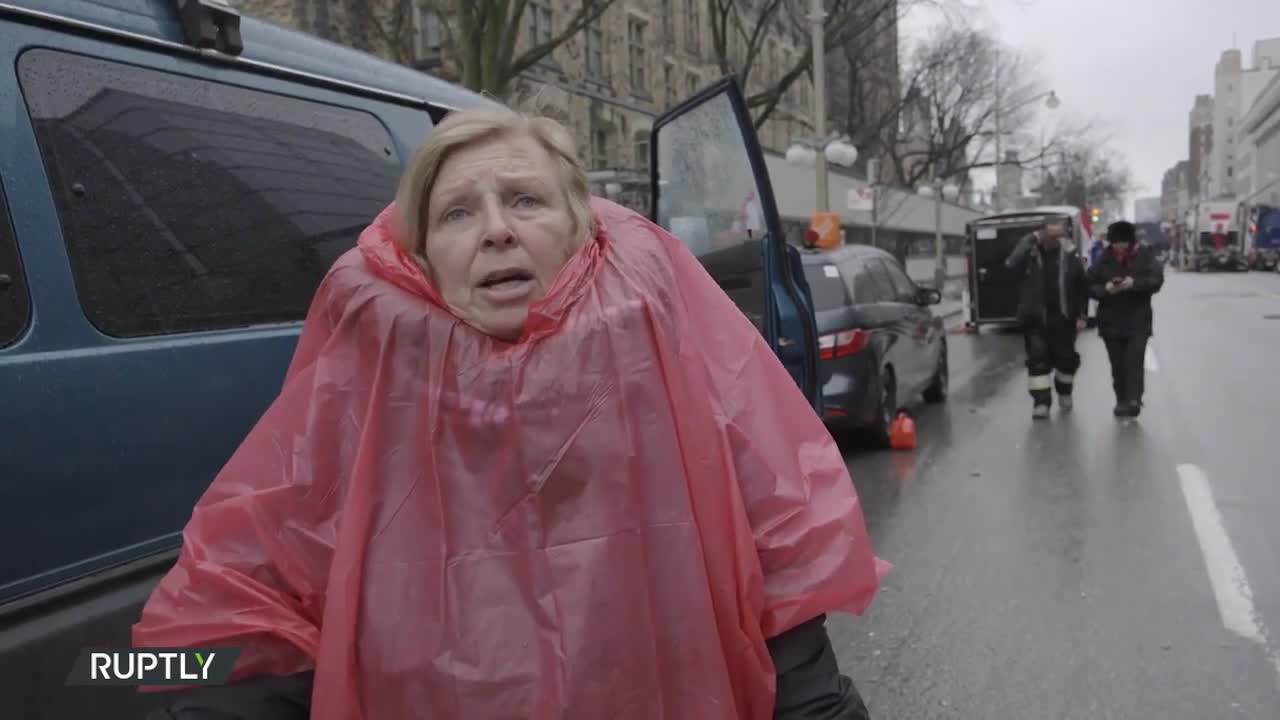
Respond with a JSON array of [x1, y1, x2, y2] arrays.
[[1205, 40, 1280, 199], [231, 0, 843, 211], [1187, 94, 1212, 203], [824, 0, 901, 185]]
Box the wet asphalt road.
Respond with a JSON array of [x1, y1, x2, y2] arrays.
[[828, 268, 1280, 719]]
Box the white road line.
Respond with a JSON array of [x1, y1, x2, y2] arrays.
[[1144, 344, 1160, 373], [1176, 464, 1280, 686]]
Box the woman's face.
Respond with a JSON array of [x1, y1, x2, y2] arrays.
[[424, 132, 577, 341]]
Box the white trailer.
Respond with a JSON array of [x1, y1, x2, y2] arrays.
[[1191, 200, 1247, 272]]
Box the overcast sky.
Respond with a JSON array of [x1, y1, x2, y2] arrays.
[[903, 0, 1280, 211]]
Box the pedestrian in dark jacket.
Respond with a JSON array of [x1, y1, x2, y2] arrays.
[[1087, 220, 1164, 418], [1005, 219, 1090, 419]]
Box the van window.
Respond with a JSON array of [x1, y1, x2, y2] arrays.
[[864, 259, 897, 302], [0, 182, 31, 348], [17, 49, 402, 337], [880, 258, 918, 302], [801, 262, 851, 311]]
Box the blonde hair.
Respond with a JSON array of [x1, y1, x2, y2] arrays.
[[395, 108, 594, 262]]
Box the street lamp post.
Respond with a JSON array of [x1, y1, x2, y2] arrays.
[[990, 76, 1061, 212], [782, 0, 859, 246], [810, 0, 828, 211], [920, 179, 960, 291]]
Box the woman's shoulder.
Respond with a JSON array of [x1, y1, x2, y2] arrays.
[[311, 247, 441, 333], [591, 198, 693, 258]]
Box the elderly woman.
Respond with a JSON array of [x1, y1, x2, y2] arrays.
[[135, 108, 883, 719]]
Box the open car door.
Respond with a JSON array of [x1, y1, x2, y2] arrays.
[[648, 78, 820, 409]]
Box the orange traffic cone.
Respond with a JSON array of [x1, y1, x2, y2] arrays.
[[889, 412, 916, 451]]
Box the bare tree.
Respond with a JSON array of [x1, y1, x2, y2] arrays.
[[706, 0, 912, 130], [882, 25, 1055, 191], [418, 0, 620, 98], [323, 1, 617, 96], [864, 24, 1085, 262], [1043, 138, 1133, 209]]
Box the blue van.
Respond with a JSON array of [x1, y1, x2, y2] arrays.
[[0, 1, 819, 716]]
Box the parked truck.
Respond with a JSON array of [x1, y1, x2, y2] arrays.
[[1191, 200, 1248, 272], [1247, 204, 1280, 271]]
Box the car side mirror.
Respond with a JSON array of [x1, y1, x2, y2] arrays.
[[917, 287, 942, 306]]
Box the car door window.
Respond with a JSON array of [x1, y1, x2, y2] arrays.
[[881, 258, 919, 303], [653, 90, 769, 328], [0, 180, 31, 348], [17, 48, 402, 338], [650, 79, 819, 407], [865, 259, 898, 303]]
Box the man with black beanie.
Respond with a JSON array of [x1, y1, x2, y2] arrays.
[[1005, 219, 1090, 419], [1087, 220, 1165, 418]]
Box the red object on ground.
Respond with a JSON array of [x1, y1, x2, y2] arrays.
[[889, 412, 917, 450], [131, 199, 886, 719]]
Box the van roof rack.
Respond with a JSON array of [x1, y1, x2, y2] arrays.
[[174, 0, 242, 56]]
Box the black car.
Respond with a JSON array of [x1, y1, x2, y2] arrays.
[[800, 245, 948, 446]]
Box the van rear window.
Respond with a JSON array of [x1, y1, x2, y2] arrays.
[[18, 49, 402, 337], [802, 264, 851, 311]]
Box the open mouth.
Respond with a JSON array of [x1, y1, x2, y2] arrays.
[[478, 268, 535, 290]]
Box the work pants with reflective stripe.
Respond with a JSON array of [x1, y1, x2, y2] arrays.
[[1024, 317, 1081, 407]]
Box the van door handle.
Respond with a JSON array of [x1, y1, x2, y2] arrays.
[[978, 268, 988, 277], [778, 336, 796, 347]]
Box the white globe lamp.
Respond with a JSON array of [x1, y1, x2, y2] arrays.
[[786, 144, 817, 166]]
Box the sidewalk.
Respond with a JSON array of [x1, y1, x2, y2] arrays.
[[935, 299, 965, 323]]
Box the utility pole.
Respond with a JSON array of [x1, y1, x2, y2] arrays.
[[933, 178, 945, 291], [810, 0, 828, 212], [993, 45, 1002, 212], [868, 158, 879, 248]]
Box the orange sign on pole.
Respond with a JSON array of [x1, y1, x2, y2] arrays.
[[809, 211, 841, 250]]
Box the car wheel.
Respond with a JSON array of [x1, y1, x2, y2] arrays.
[[866, 369, 897, 449], [923, 341, 948, 404]]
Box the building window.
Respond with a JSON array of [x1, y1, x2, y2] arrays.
[[685, 2, 699, 56], [17, 49, 401, 338], [585, 22, 605, 79], [661, 0, 673, 38], [593, 128, 610, 169], [413, 4, 443, 58], [628, 17, 649, 95], [664, 61, 677, 104], [634, 133, 650, 172], [783, 48, 795, 104], [767, 40, 779, 85], [527, 1, 553, 49], [687, 71, 700, 96]]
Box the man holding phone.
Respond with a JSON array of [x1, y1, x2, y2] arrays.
[[1005, 219, 1090, 419], [1087, 221, 1165, 418]]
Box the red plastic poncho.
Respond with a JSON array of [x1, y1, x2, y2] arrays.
[[133, 198, 884, 719]]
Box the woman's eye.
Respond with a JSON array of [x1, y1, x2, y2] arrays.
[[514, 194, 541, 208], [442, 207, 468, 223]]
